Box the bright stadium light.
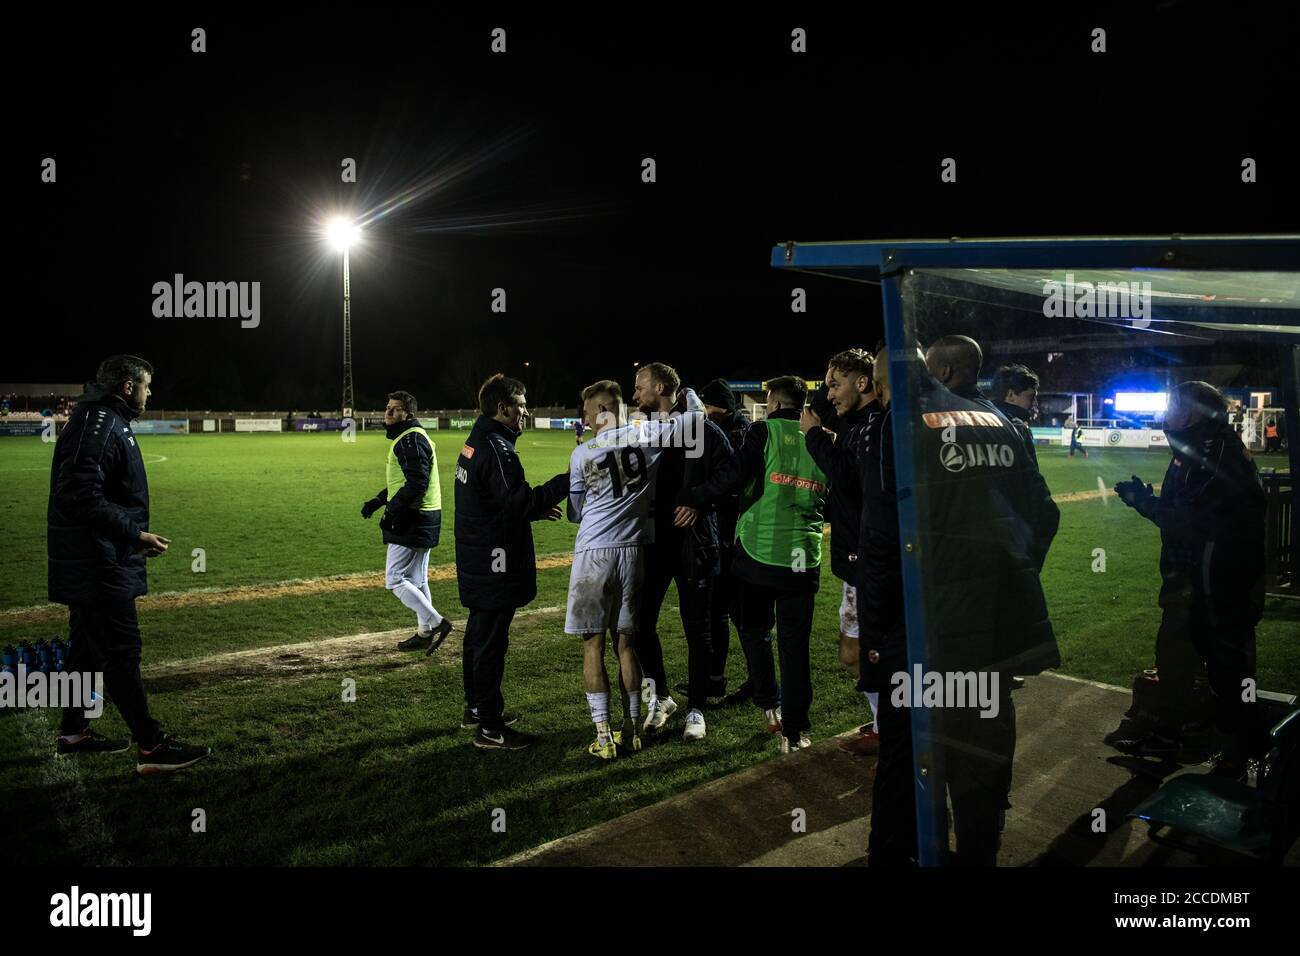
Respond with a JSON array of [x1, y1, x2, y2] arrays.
[[322, 215, 362, 416], [325, 217, 361, 251]]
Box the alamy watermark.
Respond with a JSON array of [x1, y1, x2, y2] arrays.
[[890, 665, 1001, 718], [152, 274, 260, 328], [1042, 273, 1151, 328], [1, 665, 103, 715], [587, 408, 704, 458]]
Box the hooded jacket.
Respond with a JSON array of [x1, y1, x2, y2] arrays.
[[1137, 421, 1266, 625], [47, 384, 150, 604]]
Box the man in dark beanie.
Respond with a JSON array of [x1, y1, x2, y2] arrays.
[[1113, 381, 1268, 777], [47, 356, 210, 774]]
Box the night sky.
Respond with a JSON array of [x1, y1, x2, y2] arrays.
[[15, 8, 1299, 411]]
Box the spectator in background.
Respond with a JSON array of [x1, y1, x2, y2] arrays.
[[1265, 418, 1281, 453], [1066, 417, 1088, 458]]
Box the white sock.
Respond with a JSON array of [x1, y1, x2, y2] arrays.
[[626, 688, 640, 721], [865, 691, 879, 725], [419, 583, 443, 629], [393, 579, 439, 633], [586, 692, 610, 726]]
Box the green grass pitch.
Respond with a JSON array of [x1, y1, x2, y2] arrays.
[[1, 431, 1296, 864]]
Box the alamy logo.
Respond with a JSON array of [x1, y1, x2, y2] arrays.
[[0, 665, 102, 716], [890, 665, 1001, 718], [1042, 273, 1151, 328], [49, 886, 151, 936], [152, 274, 261, 328]]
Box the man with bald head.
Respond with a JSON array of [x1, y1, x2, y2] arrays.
[[925, 335, 1059, 572], [925, 335, 984, 397]]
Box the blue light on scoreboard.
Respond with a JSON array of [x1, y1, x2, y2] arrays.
[[1113, 391, 1168, 413]]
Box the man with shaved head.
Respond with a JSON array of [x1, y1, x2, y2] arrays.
[[926, 335, 1059, 572], [924, 335, 984, 395]]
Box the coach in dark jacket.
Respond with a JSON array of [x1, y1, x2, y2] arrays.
[[1115, 381, 1267, 774], [928, 338, 1060, 571], [46, 355, 207, 772], [860, 346, 1059, 866], [454, 373, 568, 749]]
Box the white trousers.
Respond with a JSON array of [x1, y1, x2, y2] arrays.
[[385, 545, 443, 633]]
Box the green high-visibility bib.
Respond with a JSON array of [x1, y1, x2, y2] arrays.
[[735, 417, 828, 568], [387, 425, 441, 511]]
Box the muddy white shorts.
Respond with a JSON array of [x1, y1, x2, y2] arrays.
[[565, 546, 645, 635]]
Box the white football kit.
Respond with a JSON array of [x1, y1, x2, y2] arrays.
[[564, 393, 703, 635]]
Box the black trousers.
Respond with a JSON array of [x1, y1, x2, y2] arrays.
[[461, 607, 516, 733], [736, 580, 814, 742], [61, 599, 161, 747], [1189, 605, 1264, 758], [868, 686, 918, 866], [935, 690, 1016, 866], [869, 687, 1017, 866], [636, 542, 714, 712], [707, 543, 745, 685]]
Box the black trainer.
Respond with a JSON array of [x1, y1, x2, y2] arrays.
[[674, 678, 727, 701], [136, 735, 211, 775], [424, 618, 454, 656], [472, 725, 535, 750], [719, 681, 754, 707], [397, 632, 433, 651], [56, 730, 130, 756], [462, 708, 519, 729], [1112, 731, 1179, 761]]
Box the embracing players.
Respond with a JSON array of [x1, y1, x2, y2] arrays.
[[565, 379, 704, 759]]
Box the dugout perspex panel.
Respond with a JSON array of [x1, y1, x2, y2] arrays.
[[771, 235, 1300, 867]]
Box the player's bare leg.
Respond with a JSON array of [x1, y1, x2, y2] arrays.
[[583, 633, 617, 760], [839, 631, 859, 680], [615, 631, 643, 752]]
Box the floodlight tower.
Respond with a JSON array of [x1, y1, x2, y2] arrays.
[[326, 217, 362, 416]]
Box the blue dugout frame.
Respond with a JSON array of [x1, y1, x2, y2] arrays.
[[771, 235, 1300, 865]]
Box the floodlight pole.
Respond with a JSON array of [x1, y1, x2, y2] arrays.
[[341, 248, 353, 417]]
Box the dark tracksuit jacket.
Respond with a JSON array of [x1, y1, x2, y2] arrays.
[[804, 400, 878, 584], [454, 415, 568, 611], [48, 385, 150, 604], [1132, 421, 1266, 747], [858, 376, 1060, 867], [989, 397, 1060, 570]]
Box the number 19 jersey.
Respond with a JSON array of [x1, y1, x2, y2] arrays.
[[567, 415, 695, 553]]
